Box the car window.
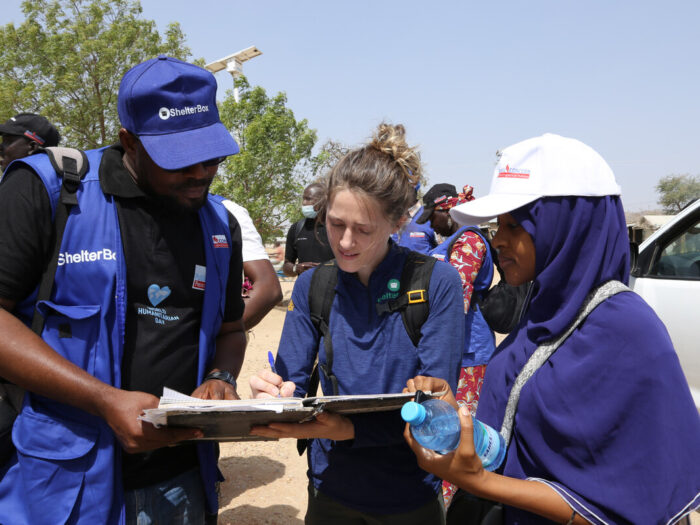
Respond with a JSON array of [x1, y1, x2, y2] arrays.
[[649, 220, 700, 278]]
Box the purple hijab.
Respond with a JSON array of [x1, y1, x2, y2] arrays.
[[477, 196, 700, 524]]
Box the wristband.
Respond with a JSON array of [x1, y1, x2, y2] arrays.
[[203, 370, 237, 389]]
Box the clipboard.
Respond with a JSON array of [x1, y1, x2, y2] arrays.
[[140, 389, 441, 441]]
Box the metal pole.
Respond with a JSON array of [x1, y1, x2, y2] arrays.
[[226, 59, 243, 103]]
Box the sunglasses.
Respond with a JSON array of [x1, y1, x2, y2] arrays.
[[162, 156, 227, 174]]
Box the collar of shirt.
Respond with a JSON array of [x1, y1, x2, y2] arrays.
[[338, 240, 403, 291], [99, 145, 147, 199]]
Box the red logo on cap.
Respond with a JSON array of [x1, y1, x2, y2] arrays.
[[498, 165, 530, 179], [23, 131, 45, 145]]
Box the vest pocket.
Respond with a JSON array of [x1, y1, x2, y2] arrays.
[[36, 301, 101, 375], [13, 407, 98, 524]]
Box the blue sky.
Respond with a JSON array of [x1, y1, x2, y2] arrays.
[[4, 1, 699, 211]]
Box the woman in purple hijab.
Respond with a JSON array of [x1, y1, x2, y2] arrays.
[[404, 134, 700, 524]]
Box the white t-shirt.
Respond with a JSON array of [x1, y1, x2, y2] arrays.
[[222, 199, 269, 262]]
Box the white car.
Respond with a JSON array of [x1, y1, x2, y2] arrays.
[[630, 199, 700, 409]]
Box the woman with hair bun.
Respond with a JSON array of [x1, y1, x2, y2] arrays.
[[250, 123, 464, 523]]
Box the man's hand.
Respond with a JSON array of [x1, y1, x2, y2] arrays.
[[295, 262, 319, 275], [250, 411, 355, 441], [101, 389, 203, 454], [192, 378, 239, 400]]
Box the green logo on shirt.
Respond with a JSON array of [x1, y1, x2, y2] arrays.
[[388, 279, 400, 292], [377, 279, 401, 304]]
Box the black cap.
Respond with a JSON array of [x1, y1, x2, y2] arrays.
[[415, 183, 458, 224], [0, 113, 60, 147]]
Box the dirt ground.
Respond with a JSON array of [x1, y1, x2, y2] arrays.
[[214, 278, 700, 525], [217, 279, 308, 524]]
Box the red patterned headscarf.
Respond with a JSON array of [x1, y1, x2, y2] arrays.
[[433, 185, 474, 211]]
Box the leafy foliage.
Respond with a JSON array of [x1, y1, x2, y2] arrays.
[[308, 139, 350, 179], [211, 76, 317, 242], [0, 0, 191, 149], [655, 174, 700, 213]]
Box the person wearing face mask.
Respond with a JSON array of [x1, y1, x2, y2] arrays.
[[283, 182, 335, 277], [249, 123, 464, 524]]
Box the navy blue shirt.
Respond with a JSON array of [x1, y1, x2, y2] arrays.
[[276, 241, 463, 514]]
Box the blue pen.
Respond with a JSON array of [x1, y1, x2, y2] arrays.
[[267, 351, 281, 397], [267, 351, 277, 375]]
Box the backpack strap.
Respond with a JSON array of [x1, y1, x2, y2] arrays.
[[499, 280, 630, 446], [307, 260, 339, 397], [375, 251, 435, 346], [298, 260, 338, 455], [30, 147, 89, 335]]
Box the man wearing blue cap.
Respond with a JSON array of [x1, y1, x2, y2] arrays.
[[0, 56, 245, 524]]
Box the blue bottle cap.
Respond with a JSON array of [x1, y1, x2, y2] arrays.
[[401, 401, 426, 425]]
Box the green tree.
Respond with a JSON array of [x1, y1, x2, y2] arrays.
[[656, 174, 700, 213], [0, 0, 191, 149], [309, 139, 350, 179], [212, 76, 317, 242]]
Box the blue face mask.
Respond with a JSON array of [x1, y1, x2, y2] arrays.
[[302, 205, 318, 219]]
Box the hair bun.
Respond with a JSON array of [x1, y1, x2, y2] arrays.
[[369, 123, 422, 186]]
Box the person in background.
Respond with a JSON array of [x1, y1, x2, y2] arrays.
[[392, 183, 438, 254], [0, 112, 60, 173], [0, 56, 246, 525], [283, 182, 334, 277], [0, 112, 62, 443], [404, 133, 700, 524], [222, 200, 283, 329], [250, 123, 464, 524], [269, 240, 285, 272], [416, 182, 496, 509]]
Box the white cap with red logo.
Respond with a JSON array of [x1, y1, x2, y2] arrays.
[[450, 133, 621, 225]]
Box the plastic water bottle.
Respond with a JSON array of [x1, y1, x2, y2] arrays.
[[401, 399, 506, 471]]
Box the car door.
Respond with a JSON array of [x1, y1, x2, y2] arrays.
[[630, 201, 700, 409]]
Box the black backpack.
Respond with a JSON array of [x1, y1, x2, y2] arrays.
[[444, 227, 531, 335]]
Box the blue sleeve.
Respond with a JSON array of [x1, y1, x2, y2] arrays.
[[413, 260, 463, 392], [350, 261, 464, 448], [274, 269, 319, 397]]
